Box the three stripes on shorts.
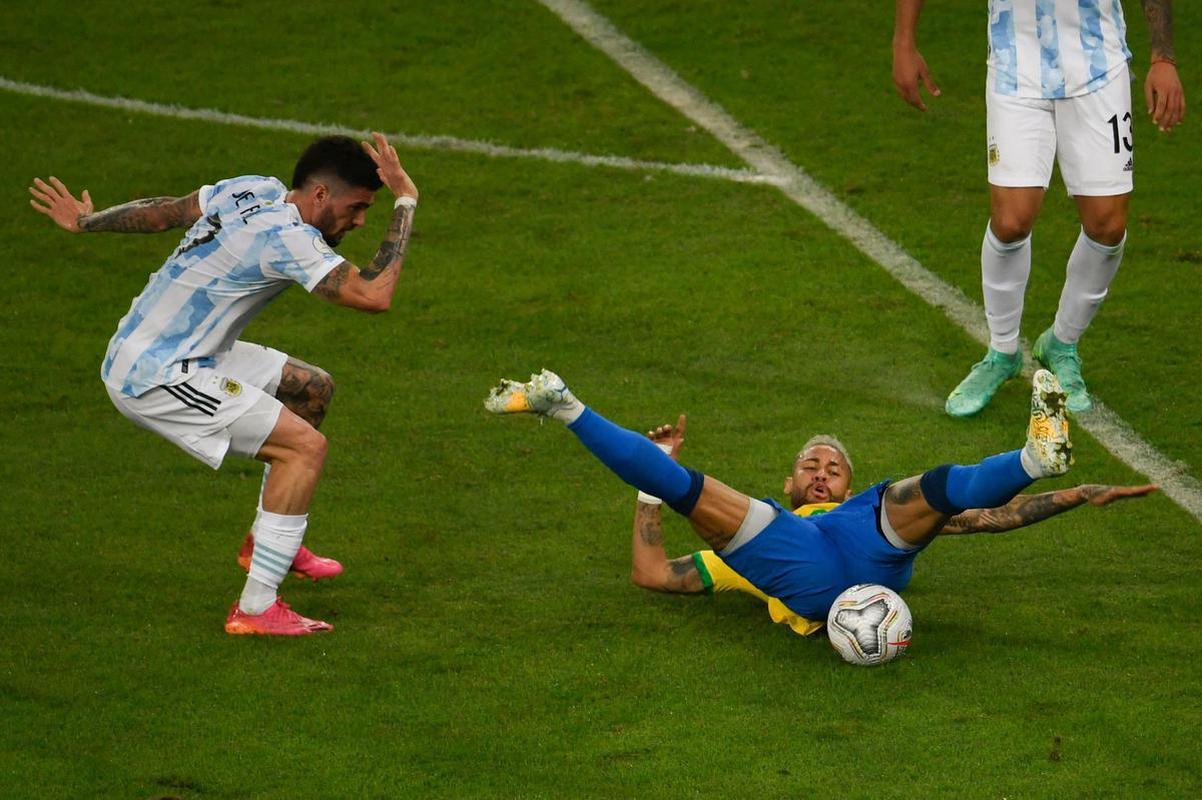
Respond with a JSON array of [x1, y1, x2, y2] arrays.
[[164, 383, 222, 417]]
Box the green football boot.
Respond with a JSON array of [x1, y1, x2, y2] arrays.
[[945, 348, 1023, 417], [1032, 328, 1093, 413]]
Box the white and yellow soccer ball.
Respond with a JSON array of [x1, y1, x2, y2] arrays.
[[826, 584, 912, 666]]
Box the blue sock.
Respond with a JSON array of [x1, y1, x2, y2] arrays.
[[921, 450, 1035, 514], [567, 408, 693, 506]]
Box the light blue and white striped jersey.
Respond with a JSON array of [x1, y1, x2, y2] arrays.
[[988, 0, 1132, 99], [101, 175, 344, 396]]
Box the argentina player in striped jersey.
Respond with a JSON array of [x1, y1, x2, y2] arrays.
[[893, 1, 1185, 416], [29, 133, 419, 635]]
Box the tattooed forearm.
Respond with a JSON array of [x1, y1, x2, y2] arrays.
[[636, 501, 664, 546], [941, 488, 1088, 534], [1141, 0, 1175, 61], [79, 193, 200, 233], [360, 203, 414, 281]]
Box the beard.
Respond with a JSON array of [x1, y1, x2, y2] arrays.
[[314, 207, 343, 247]]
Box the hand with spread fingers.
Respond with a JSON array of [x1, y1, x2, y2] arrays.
[[29, 176, 93, 233], [361, 131, 418, 201], [1081, 484, 1159, 507], [647, 414, 687, 460], [892, 45, 941, 112]]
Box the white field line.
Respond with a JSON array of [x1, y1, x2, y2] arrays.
[[537, 0, 1202, 523], [0, 76, 783, 187]]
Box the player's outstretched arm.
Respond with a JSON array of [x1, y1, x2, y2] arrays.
[[628, 415, 705, 594], [29, 176, 200, 233], [937, 484, 1158, 535], [1141, 0, 1185, 132], [312, 132, 418, 314], [892, 0, 940, 112]]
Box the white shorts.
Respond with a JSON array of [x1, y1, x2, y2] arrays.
[[105, 341, 288, 470], [986, 65, 1133, 196]]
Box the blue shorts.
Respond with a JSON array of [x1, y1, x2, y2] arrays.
[[719, 482, 926, 619]]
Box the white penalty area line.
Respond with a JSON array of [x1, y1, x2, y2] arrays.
[[538, 0, 1202, 524], [0, 76, 783, 188]]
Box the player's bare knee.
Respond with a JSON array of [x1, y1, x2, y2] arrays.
[[1082, 218, 1127, 247], [989, 215, 1034, 243], [297, 427, 328, 468]]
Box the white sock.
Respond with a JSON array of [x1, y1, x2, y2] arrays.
[[1053, 229, 1125, 345], [549, 397, 585, 424], [981, 223, 1033, 355], [1019, 446, 1044, 479], [239, 510, 307, 614]]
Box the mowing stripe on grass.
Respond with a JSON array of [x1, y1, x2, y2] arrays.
[[537, 0, 1202, 524], [0, 76, 782, 188]]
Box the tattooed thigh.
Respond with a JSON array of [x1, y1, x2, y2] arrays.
[[276, 357, 335, 428], [885, 476, 924, 507]]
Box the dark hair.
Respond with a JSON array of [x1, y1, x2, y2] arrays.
[[291, 135, 383, 191]]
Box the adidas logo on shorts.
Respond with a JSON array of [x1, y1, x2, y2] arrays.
[[1123, 156, 1133, 172]]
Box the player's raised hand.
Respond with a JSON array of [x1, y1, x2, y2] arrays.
[[892, 45, 941, 112], [647, 414, 687, 460], [29, 176, 93, 233], [1144, 62, 1185, 132], [361, 132, 418, 201], [1080, 484, 1158, 506]]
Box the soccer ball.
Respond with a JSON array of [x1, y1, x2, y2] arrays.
[[826, 584, 912, 666]]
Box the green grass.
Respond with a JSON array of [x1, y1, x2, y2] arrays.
[[2, 2, 1200, 798]]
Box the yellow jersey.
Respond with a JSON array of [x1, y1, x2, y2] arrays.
[[691, 501, 839, 637]]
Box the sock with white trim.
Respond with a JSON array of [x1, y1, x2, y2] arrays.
[[1053, 228, 1125, 344], [239, 510, 307, 614], [981, 223, 1033, 355]]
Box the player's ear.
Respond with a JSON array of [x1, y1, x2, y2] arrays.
[[783, 476, 793, 494]]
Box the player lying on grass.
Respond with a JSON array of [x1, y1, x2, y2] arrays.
[[29, 133, 418, 635], [486, 368, 1147, 624], [628, 417, 1155, 635]]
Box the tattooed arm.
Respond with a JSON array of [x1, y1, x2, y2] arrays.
[[937, 484, 1157, 535], [1140, 0, 1185, 131], [628, 414, 702, 593], [29, 176, 200, 233], [630, 500, 706, 594], [311, 201, 414, 313], [312, 132, 418, 313]]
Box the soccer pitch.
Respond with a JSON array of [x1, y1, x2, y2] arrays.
[[2, 1, 1200, 797]]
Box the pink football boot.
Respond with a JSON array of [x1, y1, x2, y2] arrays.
[[224, 599, 333, 635], [237, 533, 343, 581]]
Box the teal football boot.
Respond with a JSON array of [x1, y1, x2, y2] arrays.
[[945, 348, 1023, 417], [1032, 327, 1093, 413]]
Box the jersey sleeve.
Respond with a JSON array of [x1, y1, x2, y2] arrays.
[[693, 550, 824, 637], [261, 224, 345, 291], [197, 184, 216, 215]]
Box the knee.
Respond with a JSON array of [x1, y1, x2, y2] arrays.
[[297, 427, 328, 468], [989, 214, 1034, 244], [1081, 217, 1127, 247]]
